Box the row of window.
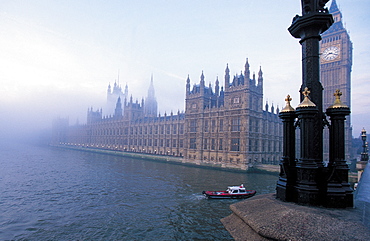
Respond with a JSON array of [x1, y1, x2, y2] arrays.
[[322, 35, 341, 44], [189, 118, 237, 133], [189, 117, 281, 135], [90, 124, 185, 136], [190, 138, 239, 151], [249, 139, 282, 152], [91, 117, 281, 136], [91, 138, 185, 148], [86, 135, 281, 153]]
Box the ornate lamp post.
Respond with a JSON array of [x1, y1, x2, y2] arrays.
[[357, 128, 369, 181], [288, 0, 333, 167], [361, 129, 369, 162], [287, 1, 333, 206], [277, 0, 354, 207]]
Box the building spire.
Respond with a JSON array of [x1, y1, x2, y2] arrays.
[[258, 66, 263, 86], [107, 83, 111, 94], [125, 83, 128, 97], [200, 71, 205, 87], [148, 75, 155, 98], [244, 58, 250, 83], [186, 74, 191, 95], [328, 0, 342, 24], [225, 64, 230, 90], [215, 76, 220, 96], [329, 0, 339, 13], [145, 75, 158, 117], [114, 96, 122, 118]]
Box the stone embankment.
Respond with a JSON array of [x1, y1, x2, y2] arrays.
[[52, 145, 251, 172]]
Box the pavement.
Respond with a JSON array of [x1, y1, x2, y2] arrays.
[[221, 193, 370, 241]]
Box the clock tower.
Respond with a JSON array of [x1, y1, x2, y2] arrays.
[[321, 0, 353, 161]]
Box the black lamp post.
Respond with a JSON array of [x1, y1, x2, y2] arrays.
[[277, 0, 354, 207], [361, 128, 369, 162], [286, 1, 333, 206], [288, 1, 333, 167]]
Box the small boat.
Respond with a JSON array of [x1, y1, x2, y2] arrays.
[[202, 184, 256, 199]]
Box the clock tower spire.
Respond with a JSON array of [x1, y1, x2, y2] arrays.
[[329, 0, 341, 22]]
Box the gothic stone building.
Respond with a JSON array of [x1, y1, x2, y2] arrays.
[[52, 59, 282, 170]]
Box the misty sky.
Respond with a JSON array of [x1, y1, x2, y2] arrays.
[[0, 0, 369, 138]]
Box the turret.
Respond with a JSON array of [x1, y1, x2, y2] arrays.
[[186, 75, 191, 95], [107, 83, 111, 94], [215, 76, 220, 96], [244, 58, 250, 82], [219, 86, 224, 107], [124, 84, 128, 97], [114, 96, 122, 118], [145, 75, 158, 117], [258, 66, 263, 87], [199, 71, 205, 95], [106, 80, 125, 117], [225, 64, 230, 90]]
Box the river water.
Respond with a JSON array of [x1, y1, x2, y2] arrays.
[[0, 140, 278, 240]]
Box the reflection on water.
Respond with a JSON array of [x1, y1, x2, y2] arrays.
[[0, 141, 278, 240]]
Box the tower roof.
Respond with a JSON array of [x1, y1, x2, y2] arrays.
[[322, 0, 345, 36], [329, 0, 339, 13]]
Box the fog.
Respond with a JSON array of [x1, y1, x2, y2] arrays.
[[0, 0, 369, 142]]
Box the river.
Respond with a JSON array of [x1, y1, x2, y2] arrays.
[[0, 140, 278, 240]]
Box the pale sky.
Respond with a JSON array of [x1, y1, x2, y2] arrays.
[[0, 0, 369, 138]]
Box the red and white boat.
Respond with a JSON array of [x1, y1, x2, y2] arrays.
[[202, 184, 256, 199]]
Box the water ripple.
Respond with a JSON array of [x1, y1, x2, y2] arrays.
[[0, 141, 277, 240]]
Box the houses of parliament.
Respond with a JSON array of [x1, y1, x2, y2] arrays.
[[51, 0, 352, 170], [52, 59, 283, 170]]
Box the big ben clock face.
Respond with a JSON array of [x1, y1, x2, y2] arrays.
[[322, 46, 340, 61]]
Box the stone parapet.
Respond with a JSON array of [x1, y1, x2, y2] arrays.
[[221, 193, 370, 240]]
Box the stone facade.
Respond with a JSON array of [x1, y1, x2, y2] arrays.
[[52, 59, 282, 170]]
